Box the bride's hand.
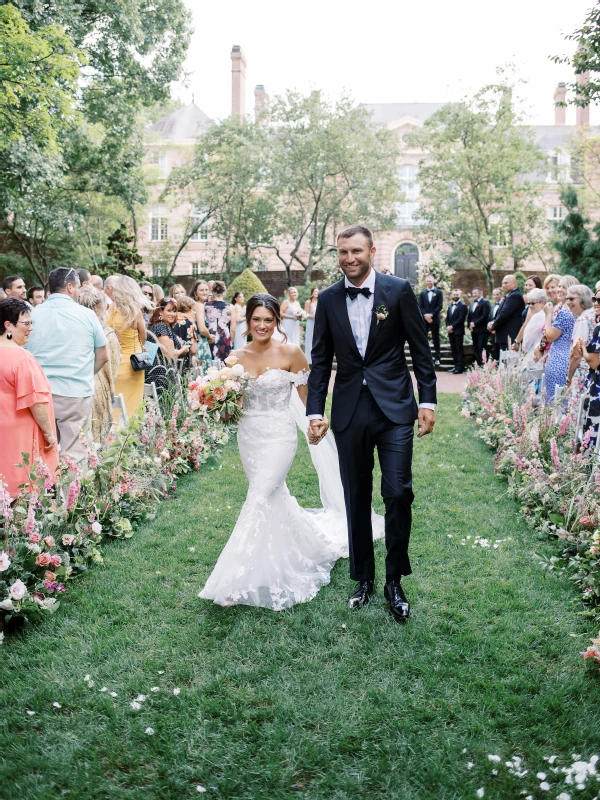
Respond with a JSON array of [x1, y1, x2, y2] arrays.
[[308, 418, 328, 445]]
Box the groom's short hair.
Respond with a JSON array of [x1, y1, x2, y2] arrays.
[[337, 225, 373, 249]]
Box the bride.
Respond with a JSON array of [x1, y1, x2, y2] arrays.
[[199, 293, 383, 611]]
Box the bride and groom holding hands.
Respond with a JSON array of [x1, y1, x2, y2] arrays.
[[199, 225, 436, 622]]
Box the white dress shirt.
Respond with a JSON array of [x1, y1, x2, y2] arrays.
[[309, 269, 435, 418]]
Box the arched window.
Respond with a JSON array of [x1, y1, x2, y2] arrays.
[[394, 243, 419, 285], [397, 165, 420, 225]]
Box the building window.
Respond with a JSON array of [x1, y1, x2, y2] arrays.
[[397, 165, 420, 225], [549, 206, 566, 221], [191, 261, 210, 275], [190, 207, 209, 241], [150, 150, 168, 176], [150, 206, 168, 241], [548, 150, 569, 183]]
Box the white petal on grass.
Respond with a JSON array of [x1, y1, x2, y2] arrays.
[[130, 701, 141, 710], [52, 702, 61, 708], [87, 681, 94, 688], [466, 762, 474, 770], [537, 773, 547, 780], [557, 794, 571, 800], [158, 671, 165, 675], [109, 692, 117, 697], [135, 694, 147, 702], [539, 782, 550, 791], [173, 688, 181, 695], [99, 687, 108, 693], [145, 727, 154, 735], [488, 755, 501, 763], [26, 710, 35, 716], [150, 687, 160, 692], [196, 787, 207, 794], [476, 789, 484, 798], [84, 674, 91, 681]]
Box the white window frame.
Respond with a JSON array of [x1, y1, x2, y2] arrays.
[[150, 206, 168, 242]]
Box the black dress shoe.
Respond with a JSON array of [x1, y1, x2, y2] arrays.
[[449, 368, 457, 374], [434, 359, 441, 367], [384, 581, 410, 622], [348, 580, 374, 609]]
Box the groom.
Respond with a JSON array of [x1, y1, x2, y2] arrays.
[[306, 225, 436, 621]]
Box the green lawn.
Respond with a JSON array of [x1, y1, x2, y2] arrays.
[[2, 395, 600, 800]]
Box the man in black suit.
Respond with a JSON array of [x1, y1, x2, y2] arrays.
[[467, 286, 491, 366], [418, 275, 443, 367], [487, 275, 525, 360], [445, 288, 468, 373], [307, 225, 436, 622]]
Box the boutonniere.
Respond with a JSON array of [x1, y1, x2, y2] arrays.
[[375, 305, 389, 324]]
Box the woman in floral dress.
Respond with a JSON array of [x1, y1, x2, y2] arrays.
[[204, 281, 236, 362], [542, 298, 575, 402]]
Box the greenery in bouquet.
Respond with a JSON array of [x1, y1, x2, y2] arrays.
[[187, 355, 251, 425]]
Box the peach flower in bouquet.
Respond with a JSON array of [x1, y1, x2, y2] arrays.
[[188, 355, 251, 424]]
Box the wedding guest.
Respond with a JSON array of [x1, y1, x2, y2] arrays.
[[565, 284, 595, 390], [280, 287, 302, 346], [0, 289, 5, 301], [205, 281, 235, 361], [139, 281, 155, 324], [77, 286, 121, 441], [27, 286, 45, 306], [543, 273, 561, 304], [520, 289, 547, 369], [445, 288, 468, 373], [0, 298, 58, 498], [304, 287, 319, 364], [577, 292, 600, 446], [3, 275, 27, 300], [90, 275, 104, 292], [190, 280, 214, 368], [232, 291, 248, 349], [467, 286, 490, 366], [152, 284, 165, 306], [513, 276, 544, 350], [418, 275, 443, 366], [540, 278, 576, 401], [104, 274, 118, 307], [76, 268, 91, 286], [168, 283, 186, 301], [148, 298, 191, 366], [106, 276, 147, 418], [173, 296, 199, 373], [25, 268, 108, 464], [487, 274, 524, 359]]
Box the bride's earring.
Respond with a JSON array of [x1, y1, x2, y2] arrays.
[[6, 332, 12, 339]]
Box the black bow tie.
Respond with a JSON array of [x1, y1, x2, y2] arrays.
[[346, 286, 372, 301]]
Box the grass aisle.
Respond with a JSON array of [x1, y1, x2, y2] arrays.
[[2, 395, 600, 800]]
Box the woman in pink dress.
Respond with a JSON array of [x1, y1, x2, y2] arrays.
[[0, 298, 58, 499]]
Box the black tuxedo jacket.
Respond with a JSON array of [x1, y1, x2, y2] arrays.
[[445, 300, 468, 335], [467, 298, 491, 331], [418, 287, 443, 324], [492, 289, 525, 344], [307, 273, 437, 433]]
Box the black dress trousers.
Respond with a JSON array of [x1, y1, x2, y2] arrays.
[[333, 386, 414, 583], [449, 333, 464, 372]]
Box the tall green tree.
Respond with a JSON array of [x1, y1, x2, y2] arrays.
[[0, 4, 83, 153], [263, 90, 401, 286], [554, 186, 600, 284], [411, 82, 547, 295]]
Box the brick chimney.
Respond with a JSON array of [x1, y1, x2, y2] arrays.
[[254, 85, 270, 123], [576, 71, 590, 127], [231, 45, 247, 120], [553, 82, 566, 125]]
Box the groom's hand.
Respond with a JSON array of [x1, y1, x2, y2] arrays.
[[308, 418, 329, 445], [417, 408, 435, 439]]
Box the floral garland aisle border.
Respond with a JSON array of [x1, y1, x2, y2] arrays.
[[0, 397, 231, 639], [461, 359, 600, 667]]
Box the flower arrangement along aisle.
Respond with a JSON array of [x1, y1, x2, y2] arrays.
[[187, 355, 251, 425], [0, 398, 231, 637], [461, 357, 600, 666]]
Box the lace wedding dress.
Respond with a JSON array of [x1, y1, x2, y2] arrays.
[[199, 368, 384, 611]]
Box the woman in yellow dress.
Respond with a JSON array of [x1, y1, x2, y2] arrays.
[[106, 276, 147, 418]]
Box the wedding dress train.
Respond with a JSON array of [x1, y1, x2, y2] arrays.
[[199, 368, 384, 610]]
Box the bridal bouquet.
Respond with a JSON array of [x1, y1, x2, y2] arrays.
[[296, 309, 308, 321], [188, 355, 250, 425]]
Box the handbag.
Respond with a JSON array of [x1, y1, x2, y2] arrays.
[[130, 350, 155, 372]]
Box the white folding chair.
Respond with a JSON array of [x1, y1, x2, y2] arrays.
[[111, 393, 128, 427], [499, 349, 519, 370], [143, 382, 159, 405]]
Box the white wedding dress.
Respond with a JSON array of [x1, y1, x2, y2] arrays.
[[199, 368, 384, 610]]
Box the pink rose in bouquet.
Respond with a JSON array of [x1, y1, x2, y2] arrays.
[[188, 356, 250, 424]]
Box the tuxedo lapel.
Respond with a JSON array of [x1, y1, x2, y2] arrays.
[[330, 282, 361, 357], [365, 274, 388, 359]]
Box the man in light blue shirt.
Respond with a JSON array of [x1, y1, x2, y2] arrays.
[[25, 268, 108, 463]]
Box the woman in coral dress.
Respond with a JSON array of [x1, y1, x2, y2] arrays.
[[0, 298, 58, 498], [106, 276, 147, 418]]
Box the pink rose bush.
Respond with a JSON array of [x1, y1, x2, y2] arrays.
[[0, 388, 232, 634], [462, 359, 600, 666]]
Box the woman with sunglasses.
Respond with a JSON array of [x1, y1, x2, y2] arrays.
[[565, 285, 595, 391], [520, 289, 547, 369], [573, 292, 600, 448], [0, 298, 58, 498]]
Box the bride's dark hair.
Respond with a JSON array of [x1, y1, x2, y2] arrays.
[[246, 293, 287, 342]]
